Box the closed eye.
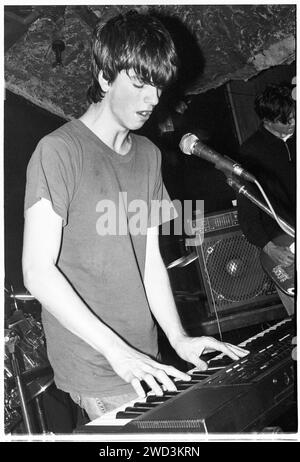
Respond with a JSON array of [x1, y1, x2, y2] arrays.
[[133, 83, 145, 89]]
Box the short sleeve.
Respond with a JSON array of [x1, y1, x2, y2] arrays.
[[148, 146, 178, 228], [24, 135, 79, 226]]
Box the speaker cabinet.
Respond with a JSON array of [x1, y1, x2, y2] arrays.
[[190, 209, 279, 316]]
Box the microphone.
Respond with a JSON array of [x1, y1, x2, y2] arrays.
[[179, 133, 256, 183]]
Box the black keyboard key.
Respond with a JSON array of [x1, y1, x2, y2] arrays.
[[209, 357, 233, 368], [116, 411, 141, 419], [175, 381, 196, 391], [133, 402, 157, 408], [190, 373, 212, 382], [146, 392, 178, 403], [175, 377, 199, 390], [123, 406, 151, 414]]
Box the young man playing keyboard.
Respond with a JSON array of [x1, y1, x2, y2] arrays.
[[22, 10, 248, 423]]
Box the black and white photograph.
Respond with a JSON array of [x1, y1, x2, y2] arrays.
[[3, 2, 297, 444]]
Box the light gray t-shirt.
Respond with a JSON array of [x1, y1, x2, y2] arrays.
[[25, 119, 173, 397]]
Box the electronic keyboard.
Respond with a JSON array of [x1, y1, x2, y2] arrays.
[[75, 318, 296, 433]]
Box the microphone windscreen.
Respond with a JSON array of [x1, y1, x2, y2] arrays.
[[179, 133, 198, 155]]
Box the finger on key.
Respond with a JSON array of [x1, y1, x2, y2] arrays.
[[154, 369, 177, 391], [225, 342, 249, 356], [162, 364, 191, 381], [143, 374, 164, 396], [131, 377, 146, 398]]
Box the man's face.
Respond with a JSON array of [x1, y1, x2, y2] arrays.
[[265, 114, 295, 139], [105, 69, 162, 131]]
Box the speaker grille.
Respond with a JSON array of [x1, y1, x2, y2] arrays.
[[195, 225, 278, 314]]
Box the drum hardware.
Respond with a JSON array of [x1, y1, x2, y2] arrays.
[[4, 389, 22, 433], [4, 287, 54, 434], [5, 368, 54, 433], [5, 327, 54, 434], [7, 311, 49, 371], [5, 284, 41, 319], [6, 334, 33, 434], [4, 334, 22, 433]]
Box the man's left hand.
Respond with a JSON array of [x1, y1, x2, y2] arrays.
[[173, 335, 249, 370]]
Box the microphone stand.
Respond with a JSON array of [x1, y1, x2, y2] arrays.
[[226, 176, 295, 238]]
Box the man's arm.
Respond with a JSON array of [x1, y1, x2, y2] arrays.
[[237, 195, 294, 266], [144, 226, 249, 370], [22, 198, 191, 397], [237, 193, 271, 249]]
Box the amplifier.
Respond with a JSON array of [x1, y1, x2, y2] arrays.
[[187, 208, 279, 316]]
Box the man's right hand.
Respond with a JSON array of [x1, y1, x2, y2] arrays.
[[263, 241, 294, 266], [106, 344, 192, 398]]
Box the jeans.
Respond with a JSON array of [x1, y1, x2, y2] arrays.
[[69, 390, 138, 421]]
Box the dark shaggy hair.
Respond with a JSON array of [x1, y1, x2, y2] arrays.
[[87, 10, 178, 103], [255, 83, 295, 124]]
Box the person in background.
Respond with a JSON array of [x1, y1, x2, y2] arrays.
[[237, 82, 295, 315], [22, 10, 248, 423]]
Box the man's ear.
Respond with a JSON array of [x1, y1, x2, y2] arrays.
[[98, 70, 110, 92]]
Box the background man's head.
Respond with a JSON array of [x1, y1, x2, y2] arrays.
[[255, 83, 295, 138]]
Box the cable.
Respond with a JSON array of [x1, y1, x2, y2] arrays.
[[198, 241, 223, 341]]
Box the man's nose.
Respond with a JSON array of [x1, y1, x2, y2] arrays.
[[145, 86, 160, 106]]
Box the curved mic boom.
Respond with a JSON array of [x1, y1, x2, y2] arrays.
[[179, 133, 256, 183]]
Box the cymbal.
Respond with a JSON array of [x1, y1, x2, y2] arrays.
[[10, 294, 35, 301], [167, 252, 198, 269], [5, 365, 53, 387], [6, 365, 54, 407], [26, 374, 54, 402], [9, 374, 54, 409]]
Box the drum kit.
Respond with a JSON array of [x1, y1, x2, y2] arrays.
[[4, 285, 54, 434]]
